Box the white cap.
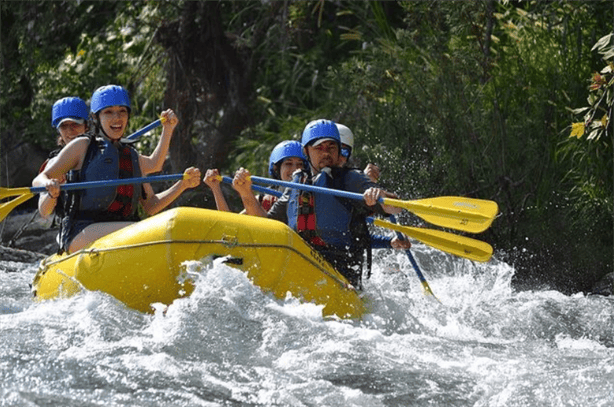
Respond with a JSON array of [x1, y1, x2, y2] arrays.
[[311, 137, 337, 147], [336, 123, 354, 149], [57, 117, 85, 128]]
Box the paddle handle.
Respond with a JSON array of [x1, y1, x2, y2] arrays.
[[30, 174, 185, 194], [126, 119, 163, 140], [220, 176, 283, 198]]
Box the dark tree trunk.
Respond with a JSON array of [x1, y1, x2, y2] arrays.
[[155, 1, 252, 187]]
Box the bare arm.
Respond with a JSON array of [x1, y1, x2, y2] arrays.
[[363, 187, 403, 215], [138, 109, 178, 175], [38, 192, 58, 219], [140, 167, 201, 215], [37, 157, 62, 218], [33, 138, 88, 188], [33, 138, 88, 218], [232, 168, 268, 217], [203, 169, 231, 212]]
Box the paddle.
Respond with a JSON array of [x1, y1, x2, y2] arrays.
[[246, 175, 498, 234], [0, 173, 185, 222], [126, 118, 163, 141], [367, 217, 493, 263], [388, 215, 440, 302], [218, 176, 493, 262]]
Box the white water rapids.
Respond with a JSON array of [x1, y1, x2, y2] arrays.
[[1, 243, 613, 406]]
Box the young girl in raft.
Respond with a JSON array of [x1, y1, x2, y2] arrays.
[[38, 97, 90, 222], [33, 85, 200, 253]]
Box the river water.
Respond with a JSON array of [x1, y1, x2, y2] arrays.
[[1, 242, 613, 407]]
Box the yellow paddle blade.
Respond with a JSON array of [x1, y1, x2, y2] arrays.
[[420, 280, 441, 303], [372, 218, 493, 262], [0, 193, 34, 222], [0, 186, 33, 199], [381, 196, 499, 234]]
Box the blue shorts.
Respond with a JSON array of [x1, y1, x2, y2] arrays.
[[59, 219, 95, 253]]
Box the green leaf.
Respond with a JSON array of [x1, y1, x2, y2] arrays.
[[587, 128, 602, 140], [591, 33, 612, 52], [571, 107, 590, 115]]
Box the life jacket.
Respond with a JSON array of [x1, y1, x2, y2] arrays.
[[286, 167, 374, 288], [261, 194, 278, 212], [68, 134, 142, 222]]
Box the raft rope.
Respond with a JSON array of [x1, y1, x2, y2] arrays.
[[31, 259, 86, 297], [35, 238, 356, 292]]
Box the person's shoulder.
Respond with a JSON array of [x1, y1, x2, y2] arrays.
[[341, 167, 373, 182], [57, 135, 93, 163], [337, 166, 377, 192], [62, 136, 90, 152]]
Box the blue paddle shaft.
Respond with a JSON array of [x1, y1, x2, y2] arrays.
[[250, 175, 376, 203], [31, 174, 184, 194], [126, 119, 162, 140], [389, 215, 428, 284], [221, 176, 283, 198]]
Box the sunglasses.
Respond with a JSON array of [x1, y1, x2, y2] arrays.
[[341, 147, 351, 158]]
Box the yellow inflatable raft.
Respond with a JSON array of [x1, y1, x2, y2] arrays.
[[32, 207, 365, 318]]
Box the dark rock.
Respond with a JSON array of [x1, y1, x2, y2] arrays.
[[0, 133, 50, 189], [0, 245, 46, 264], [591, 272, 614, 296], [0, 210, 58, 256]]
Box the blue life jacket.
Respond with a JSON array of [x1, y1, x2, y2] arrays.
[[287, 168, 357, 248], [78, 137, 141, 219], [56, 135, 143, 254], [285, 167, 376, 288], [71, 135, 142, 221]]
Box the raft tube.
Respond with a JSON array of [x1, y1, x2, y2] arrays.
[[32, 207, 365, 318]]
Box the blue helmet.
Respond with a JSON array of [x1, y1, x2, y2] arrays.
[[268, 140, 307, 178], [51, 97, 89, 128], [301, 119, 340, 149], [90, 85, 131, 114]]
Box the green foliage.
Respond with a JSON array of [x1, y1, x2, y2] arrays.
[[322, 0, 612, 291], [1, 1, 170, 151], [221, 0, 370, 175], [559, 28, 614, 278]]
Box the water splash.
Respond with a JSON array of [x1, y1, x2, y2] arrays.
[[1, 244, 613, 406]]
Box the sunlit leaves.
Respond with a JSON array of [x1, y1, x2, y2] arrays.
[[591, 33, 613, 53], [569, 33, 613, 144], [570, 122, 585, 139]]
